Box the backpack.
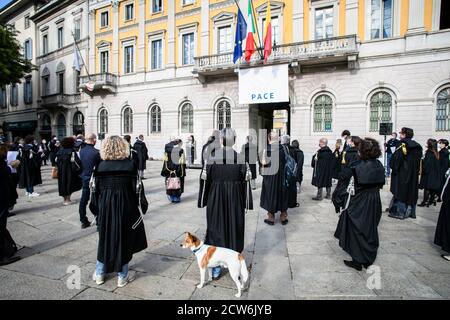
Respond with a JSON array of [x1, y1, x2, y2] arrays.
[[283, 145, 297, 187]]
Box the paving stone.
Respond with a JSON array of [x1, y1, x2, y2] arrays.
[[412, 272, 450, 298], [72, 288, 140, 300], [131, 253, 192, 279]]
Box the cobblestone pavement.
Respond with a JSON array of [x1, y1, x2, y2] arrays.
[[1, 161, 449, 300]]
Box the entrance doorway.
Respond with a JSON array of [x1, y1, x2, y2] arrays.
[[249, 102, 291, 146]]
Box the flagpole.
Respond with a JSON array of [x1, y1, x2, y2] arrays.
[[249, 0, 265, 60], [232, 0, 262, 60], [71, 31, 91, 80]]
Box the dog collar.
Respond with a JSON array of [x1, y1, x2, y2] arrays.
[[192, 244, 204, 254]]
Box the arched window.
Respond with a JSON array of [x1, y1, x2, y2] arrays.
[[73, 111, 84, 135], [216, 99, 231, 130], [370, 91, 392, 132], [436, 87, 450, 132], [123, 106, 133, 134], [56, 113, 66, 139], [180, 102, 193, 133], [98, 108, 108, 134], [313, 94, 333, 132], [150, 105, 161, 133]]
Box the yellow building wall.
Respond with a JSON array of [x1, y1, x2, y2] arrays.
[[303, 0, 309, 41], [146, 0, 167, 19], [400, 0, 409, 36], [118, 30, 139, 75], [358, 0, 364, 41], [175, 14, 202, 66], [119, 0, 139, 28], [96, 7, 112, 33], [209, 3, 235, 56], [145, 21, 169, 69], [339, 0, 346, 36], [95, 36, 114, 74], [424, 0, 433, 31]]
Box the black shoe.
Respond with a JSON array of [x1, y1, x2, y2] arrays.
[[417, 202, 427, 207], [388, 213, 404, 220], [0, 256, 21, 266], [312, 196, 323, 201], [363, 263, 372, 269], [141, 177, 147, 180], [264, 219, 275, 226], [325, 194, 331, 200], [7, 211, 16, 217], [343, 260, 362, 271], [81, 220, 91, 229], [281, 219, 289, 225]]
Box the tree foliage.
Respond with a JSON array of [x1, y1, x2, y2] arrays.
[[0, 24, 33, 87]]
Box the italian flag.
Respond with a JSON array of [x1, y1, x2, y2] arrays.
[[263, 0, 272, 63], [244, 0, 255, 62]]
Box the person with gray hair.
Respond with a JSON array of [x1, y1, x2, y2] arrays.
[[260, 131, 289, 225], [311, 138, 334, 200], [200, 127, 253, 280]]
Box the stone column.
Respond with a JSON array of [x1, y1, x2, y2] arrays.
[[345, 0, 358, 36], [200, 0, 209, 56], [88, 9, 96, 74], [293, 0, 304, 42], [137, 0, 146, 72], [112, 3, 119, 75], [167, 0, 176, 69], [407, 0, 426, 33]]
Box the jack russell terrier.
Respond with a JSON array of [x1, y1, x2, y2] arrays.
[[181, 232, 249, 298]]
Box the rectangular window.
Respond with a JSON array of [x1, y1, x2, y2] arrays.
[[24, 79, 32, 104], [57, 27, 64, 49], [182, 32, 194, 65], [151, 39, 162, 69], [152, 0, 162, 13], [24, 40, 32, 60], [100, 51, 109, 73], [100, 11, 109, 27], [74, 19, 81, 41], [124, 45, 134, 74], [42, 76, 50, 96], [315, 7, 333, 40], [125, 3, 134, 21], [261, 17, 280, 46], [0, 87, 6, 109], [24, 15, 30, 29], [10, 85, 18, 106], [218, 25, 232, 53], [42, 34, 48, 54], [371, 0, 393, 39], [58, 73, 64, 94]]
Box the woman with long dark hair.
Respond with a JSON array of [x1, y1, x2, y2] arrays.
[[334, 138, 385, 270], [56, 137, 82, 205], [418, 139, 441, 207]]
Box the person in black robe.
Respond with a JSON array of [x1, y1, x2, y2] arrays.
[[332, 139, 342, 180], [48, 136, 59, 167], [92, 136, 147, 287], [388, 127, 423, 219], [56, 137, 82, 205], [437, 139, 450, 202], [311, 138, 334, 200], [418, 139, 441, 207], [124, 135, 139, 169], [186, 135, 197, 166], [434, 168, 450, 262], [260, 132, 289, 225], [241, 135, 258, 190], [198, 130, 220, 208], [280, 135, 300, 209], [332, 136, 361, 212], [200, 128, 253, 279], [0, 144, 21, 266], [17, 135, 41, 197], [161, 139, 186, 203], [133, 135, 149, 179], [334, 138, 385, 271], [290, 139, 304, 205]]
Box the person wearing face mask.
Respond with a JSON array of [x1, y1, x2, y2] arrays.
[[311, 138, 334, 201], [437, 139, 450, 202], [388, 127, 422, 220]]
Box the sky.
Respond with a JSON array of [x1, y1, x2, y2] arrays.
[[0, 0, 12, 10]]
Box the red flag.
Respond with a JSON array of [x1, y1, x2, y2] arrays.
[[263, 1, 272, 63], [244, 0, 255, 62]]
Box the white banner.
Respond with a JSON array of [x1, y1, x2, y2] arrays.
[[239, 64, 289, 104]]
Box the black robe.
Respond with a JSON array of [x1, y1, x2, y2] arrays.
[[439, 148, 450, 193], [56, 148, 82, 197], [311, 146, 334, 188], [332, 147, 360, 213], [133, 140, 149, 171], [202, 148, 252, 253], [48, 140, 59, 167], [332, 149, 342, 180], [287, 145, 304, 208], [94, 159, 147, 273], [0, 160, 18, 259], [419, 150, 441, 192], [260, 143, 289, 213], [389, 139, 423, 205], [241, 142, 258, 179], [17, 144, 41, 189], [435, 174, 450, 253], [334, 159, 385, 265], [197, 139, 220, 208], [161, 142, 186, 196]]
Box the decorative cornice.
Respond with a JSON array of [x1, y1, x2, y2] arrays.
[[72, 8, 83, 16], [119, 22, 139, 33], [96, 40, 112, 48], [175, 7, 201, 19], [55, 17, 64, 25], [209, 0, 234, 11], [40, 25, 49, 32], [212, 11, 235, 23], [145, 15, 168, 26], [96, 29, 113, 38]]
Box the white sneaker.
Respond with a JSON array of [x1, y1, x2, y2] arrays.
[[117, 276, 129, 288], [92, 272, 105, 285], [29, 192, 40, 197], [25, 192, 30, 196]]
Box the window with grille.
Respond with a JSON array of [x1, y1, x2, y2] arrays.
[[123, 107, 133, 134], [98, 108, 108, 134], [181, 103, 193, 133], [216, 99, 231, 130], [436, 88, 450, 132], [150, 105, 161, 133], [313, 94, 333, 132], [370, 91, 392, 132]]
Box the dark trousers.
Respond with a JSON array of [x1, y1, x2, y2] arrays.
[[79, 186, 90, 224], [0, 211, 8, 258]]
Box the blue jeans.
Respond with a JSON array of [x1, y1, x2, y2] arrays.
[[79, 185, 90, 223], [95, 261, 129, 279], [26, 186, 34, 193], [389, 197, 416, 219], [386, 153, 392, 177]]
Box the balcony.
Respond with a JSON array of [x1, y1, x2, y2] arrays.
[[40, 93, 82, 109], [79, 73, 118, 95], [193, 35, 358, 81]]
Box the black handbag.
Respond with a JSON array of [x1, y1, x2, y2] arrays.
[[88, 172, 99, 216]]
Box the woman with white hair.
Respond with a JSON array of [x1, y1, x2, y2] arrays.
[[200, 127, 253, 280], [91, 136, 147, 287]]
